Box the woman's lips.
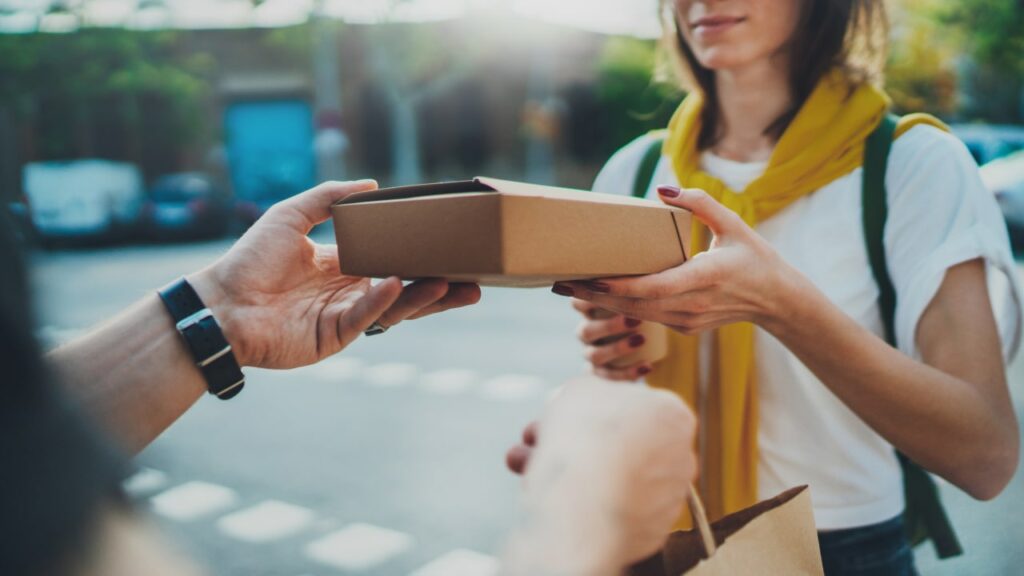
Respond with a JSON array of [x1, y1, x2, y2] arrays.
[[691, 15, 746, 36]]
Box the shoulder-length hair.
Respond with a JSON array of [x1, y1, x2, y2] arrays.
[[658, 0, 889, 150]]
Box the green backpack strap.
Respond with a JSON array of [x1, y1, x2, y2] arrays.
[[863, 114, 963, 559], [633, 135, 666, 199]]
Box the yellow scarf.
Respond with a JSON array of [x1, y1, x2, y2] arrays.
[[649, 69, 947, 527]]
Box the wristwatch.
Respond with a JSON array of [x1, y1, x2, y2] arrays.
[[158, 278, 245, 400]]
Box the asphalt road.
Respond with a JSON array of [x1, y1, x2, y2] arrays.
[[27, 234, 1024, 575]]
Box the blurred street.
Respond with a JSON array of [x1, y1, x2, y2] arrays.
[[29, 236, 1024, 576]]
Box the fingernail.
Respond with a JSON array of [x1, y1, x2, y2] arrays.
[[628, 334, 646, 348], [658, 185, 681, 198], [582, 281, 611, 294], [552, 283, 575, 297], [638, 366, 652, 376], [625, 318, 642, 328]]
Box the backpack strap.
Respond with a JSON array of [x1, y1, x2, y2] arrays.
[[862, 114, 963, 559], [633, 136, 666, 199]]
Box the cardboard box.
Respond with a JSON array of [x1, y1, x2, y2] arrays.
[[331, 177, 691, 287]]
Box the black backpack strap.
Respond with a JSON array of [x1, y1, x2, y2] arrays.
[[862, 114, 963, 558], [633, 136, 665, 199]]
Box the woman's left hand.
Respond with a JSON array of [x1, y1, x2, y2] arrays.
[[553, 186, 795, 335]]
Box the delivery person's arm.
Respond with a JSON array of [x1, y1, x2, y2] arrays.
[[501, 379, 697, 576], [48, 180, 481, 454], [555, 186, 1018, 501]]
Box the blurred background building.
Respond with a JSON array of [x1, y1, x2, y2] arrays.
[[2, 0, 1021, 245]]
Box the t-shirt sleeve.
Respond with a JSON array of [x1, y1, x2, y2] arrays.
[[884, 125, 1023, 362], [592, 133, 663, 196]]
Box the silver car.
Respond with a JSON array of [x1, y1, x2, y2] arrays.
[[981, 150, 1024, 250]]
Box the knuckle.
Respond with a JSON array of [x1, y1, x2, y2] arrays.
[[650, 283, 675, 300]]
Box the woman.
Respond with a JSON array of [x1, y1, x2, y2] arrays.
[[547, 1, 1020, 574]]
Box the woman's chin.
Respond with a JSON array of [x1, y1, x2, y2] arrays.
[[692, 45, 764, 73]]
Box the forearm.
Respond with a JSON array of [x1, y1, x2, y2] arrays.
[[48, 292, 206, 454], [502, 471, 622, 576], [764, 275, 1017, 498]]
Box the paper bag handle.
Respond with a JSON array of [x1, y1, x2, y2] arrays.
[[687, 484, 717, 559]]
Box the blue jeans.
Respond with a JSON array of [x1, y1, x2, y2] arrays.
[[818, 516, 918, 576]]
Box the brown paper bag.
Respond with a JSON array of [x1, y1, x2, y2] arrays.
[[628, 486, 823, 576]]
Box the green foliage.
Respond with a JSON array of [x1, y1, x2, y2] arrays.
[[0, 29, 214, 159], [594, 36, 683, 158], [886, 0, 959, 116], [939, 0, 1024, 77]]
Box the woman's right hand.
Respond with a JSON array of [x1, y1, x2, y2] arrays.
[[572, 298, 653, 382]]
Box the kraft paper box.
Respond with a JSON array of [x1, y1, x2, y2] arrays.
[[331, 177, 691, 287]]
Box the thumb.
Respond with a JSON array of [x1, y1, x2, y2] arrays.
[[657, 185, 742, 237], [278, 179, 379, 233]]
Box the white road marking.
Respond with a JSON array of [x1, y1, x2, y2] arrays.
[[410, 549, 499, 576], [305, 523, 414, 571], [150, 481, 239, 522], [217, 500, 315, 543], [420, 369, 478, 395], [480, 374, 545, 401], [123, 467, 168, 497], [364, 363, 418, 388]]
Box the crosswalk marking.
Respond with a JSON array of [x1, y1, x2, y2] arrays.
[[420, 369, 478, 395], [364, 362, 418, 388], [305, 523, 414, 571], [150, 481, 238, 522], [410, 549, 500, 576], [480, 374, 545, 401], [123, 467, 168, 497], [217, 500, 315, 543]]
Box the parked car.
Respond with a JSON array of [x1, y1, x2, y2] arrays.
[[23, 160, 144, 245], [950, 124, 1024, 166], [5, 193, 34, 245], [141, 173, 231, 241], [980, 150, 1024, 250]]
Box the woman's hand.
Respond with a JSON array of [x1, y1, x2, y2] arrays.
[[571, 299, 654, 382], [189, 180, 482, 369], [553, 186, 795, 335]]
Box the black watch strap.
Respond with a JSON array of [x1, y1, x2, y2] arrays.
[[158, 278, 245, 400]]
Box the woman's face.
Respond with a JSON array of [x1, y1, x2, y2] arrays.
[[674, 0, 802, 71]]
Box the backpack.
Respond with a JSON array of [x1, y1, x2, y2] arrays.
[[630, 116, 963, 558]]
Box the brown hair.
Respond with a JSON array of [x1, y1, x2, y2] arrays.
[[658, 0, 889, 150]]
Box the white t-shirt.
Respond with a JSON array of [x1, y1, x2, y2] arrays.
[[593, 125, 1023, 530]]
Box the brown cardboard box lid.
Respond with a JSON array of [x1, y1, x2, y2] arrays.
[[332, 177, 690, 287], [335, 177, 667, 207]]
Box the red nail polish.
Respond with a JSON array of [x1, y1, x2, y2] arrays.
[[583, 281, 611, 294], [628, 334, 646, 348], [658, 186, 681, 198], [552, 284, 575, 297], [625, 318, 642, 328], [638, 366, 652, 376]]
